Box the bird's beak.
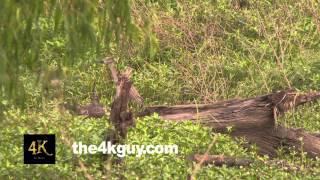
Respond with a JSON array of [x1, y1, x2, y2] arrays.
[[97, 57, 115, 65], [96, 60, 105, 64]]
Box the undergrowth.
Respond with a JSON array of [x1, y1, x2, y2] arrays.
[[1, 0, 320, 179]]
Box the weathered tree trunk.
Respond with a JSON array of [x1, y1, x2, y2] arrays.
[[190, 154, 253, 167], [67, 57, 320, 159], [190, 154, 303, 171], [138, 94, 276, 131], [101, 57, 141, 142], [139, 90, 320, 158], [109, 74, 134, 139]]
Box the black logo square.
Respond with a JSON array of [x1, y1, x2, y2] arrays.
[[24, 134, 56, 164]]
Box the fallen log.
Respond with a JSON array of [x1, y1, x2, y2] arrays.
[[138, 90, 320, 131], [231, 126, 320, 158], [189, 154, 304, 172], [139, 90, 320, 158], [190, 154, 253, 167]]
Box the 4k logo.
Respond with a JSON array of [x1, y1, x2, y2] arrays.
[[24, 134, 55, 164]]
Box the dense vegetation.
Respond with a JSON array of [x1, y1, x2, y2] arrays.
[[1, 0, 320, 179]]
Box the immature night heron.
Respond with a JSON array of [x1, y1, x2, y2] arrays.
[[100, 57, 144, 105], [61, 84, 105, 118], [81, 84, 105, 118]]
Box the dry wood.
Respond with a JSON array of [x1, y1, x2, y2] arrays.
[[109, 73, 135, 139], [190, 154, 304, 172], [102, 58, 137, 141], [139, 90, 320, 158], [190, 154, 253, 167]]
